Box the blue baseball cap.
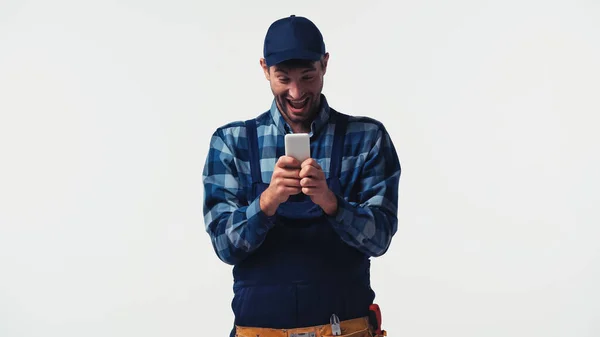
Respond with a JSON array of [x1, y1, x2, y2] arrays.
[[263, 15, 326, 67]]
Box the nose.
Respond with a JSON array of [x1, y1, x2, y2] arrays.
[[287, 80, 303, 99]]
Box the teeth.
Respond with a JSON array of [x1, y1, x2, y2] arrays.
[[288, 98, 308, 108]]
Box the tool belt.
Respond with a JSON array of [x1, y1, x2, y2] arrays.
[[235, 316, 385, 337]]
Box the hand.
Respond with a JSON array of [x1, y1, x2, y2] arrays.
[[260, 156, 302, 216], [299, 158, 338, 215]]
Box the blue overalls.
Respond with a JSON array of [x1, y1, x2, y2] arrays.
[[231, 111, 375, 336]]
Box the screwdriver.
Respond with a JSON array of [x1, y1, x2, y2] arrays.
[[330, 313, 341, 336]]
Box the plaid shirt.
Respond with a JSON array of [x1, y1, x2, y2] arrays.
[[203, 95, 401, 265]]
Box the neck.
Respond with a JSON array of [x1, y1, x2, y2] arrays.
[[289, 121, 311, 134], [276, 106, 317, 134]]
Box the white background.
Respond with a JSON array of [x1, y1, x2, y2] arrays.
[[1, 0, 599, 336]]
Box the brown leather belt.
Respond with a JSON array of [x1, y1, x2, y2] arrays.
[[234, 316, 374, 337]]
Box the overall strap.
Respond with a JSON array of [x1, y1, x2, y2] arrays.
[[329, 111, 349, 179], [244, 119, 262, 184]]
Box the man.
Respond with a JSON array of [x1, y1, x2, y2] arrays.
[[203, 14, 401, 337]]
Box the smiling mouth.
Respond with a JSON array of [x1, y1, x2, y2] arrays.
[[287, 97, 309, 110]]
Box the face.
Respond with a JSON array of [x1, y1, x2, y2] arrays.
[[260, 54, 329, 132]]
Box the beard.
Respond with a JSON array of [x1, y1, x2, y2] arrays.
[[274, 89, 323, 129]]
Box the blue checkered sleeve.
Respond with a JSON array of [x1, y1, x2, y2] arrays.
[[327, 125, 401, 257], [202, 128, 275, 265]]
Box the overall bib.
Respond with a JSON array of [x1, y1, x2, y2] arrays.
[[231, 111, 375, 335]]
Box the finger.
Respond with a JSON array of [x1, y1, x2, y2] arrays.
[[300, 177, 319, 188], [301, 158, 321, 170], [277, 156, 301, 169], [284, 186, 302, 195], [275, 168, 301, 179], [276, 182, 301, 192], [277, 177, 302, 187], [301, 186, 321, 195], [271, 177, 302, 187], [299, 165, 324, 179]]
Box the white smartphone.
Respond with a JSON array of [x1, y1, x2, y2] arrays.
[[284, 133, 310, 163]]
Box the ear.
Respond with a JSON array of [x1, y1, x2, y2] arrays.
[[259, 58, 270, 80], [321, 53, 330, 74]]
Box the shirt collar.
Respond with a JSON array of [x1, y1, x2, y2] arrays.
[[269, 94, 331, 137]]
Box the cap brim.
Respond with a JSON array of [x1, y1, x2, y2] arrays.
[[265, 49, 324, 67]]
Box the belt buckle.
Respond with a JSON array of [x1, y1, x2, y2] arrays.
[[290, 333, 316, 337]]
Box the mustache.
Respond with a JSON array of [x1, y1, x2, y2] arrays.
[[284, 96, 309, 102]]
